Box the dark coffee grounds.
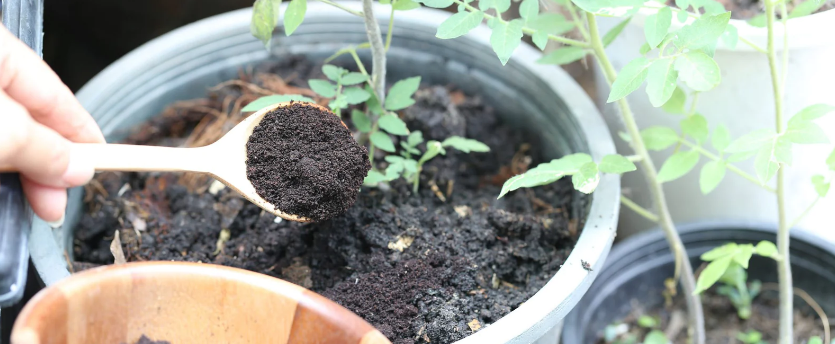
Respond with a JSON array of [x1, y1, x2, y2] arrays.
[[245, 102, 371, 222]]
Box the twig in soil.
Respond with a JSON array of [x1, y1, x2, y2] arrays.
[[429, 180, 446, 202], [208, 79, 274, 95], [762, 283, 830, 344], [64, 251, 75, 274], [446, 180, 454, 198], [213, 229, 231, 256], [110, 231, 127, 265]]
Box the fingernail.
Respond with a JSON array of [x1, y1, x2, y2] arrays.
[[46, 212, 65, 229], [61, 148, 94, 187]]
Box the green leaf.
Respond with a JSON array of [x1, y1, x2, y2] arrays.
[[754, 143, 779, 184], [641, 126, 679, 151], [370, 132, 396, 152], [643, 331, 668, 344], [528, 14, 575, 35], [393, 0, 421, 10], [386, 76, 422, 111], [674, 12, 731, 50], [681, 114, 709, 142], [789, 103, 835, 124], [711, 124, 730, 151], [490, 20, 524, 65], [442, 136, 491, 153], [808, 337, 824, 344], [436, 11, 483, 39], [700, 160, 726, 194], [755, 240, 777, 258], [677, 8, 689, 23], [675, 0, 690, 8], [241, 94, 315, 112], [329, 95, 348, 112], [646, 58, 679, 107], [727, 150, 757, 163], [599, 154, 637, 174], [737, 331, 763, 344], [675, 51, 721, 92], [694, 256, 732, 294], [657, 150, 699, 183], [603, 16, 633, 47], [251, 0, 281, 49], [284, 0, 307, 36], [722, 24, 738, 49], [537, 47, 588, 65], [364, 170, 389, 186], [812, 175, 830, 197], [789, 0, 825, 19], [637, 315, 657, 328], [309, 79, 337, 98], [639, 42, 652, 55], [734, 244, 754, 269], [661, 87, 687, 114], [532, 31, 548, 50], [618, 131, 632, 143], [569, 0, 643, 16], [607, 57, 650, 103], [343, 87, 371, 105], [828, 147, 835, 170], [644, 7, 672, 48], [407, 131, 424, 146], [322, 65, 346, 81], [701, 243, 738, 261], [351, 110, 372, 133], [379, 113, 410, 135], [417, 0, 453, 8], [572, 162, 600, 194], [519, 0, 539, 22], [725, 129, 776, 153], [747, 14, 767, 27], [785, 120, 829, 144], [419, 140, 447, 164], [479, 0, 511, 13], [365, 84, 383, 115], [497, 153, 592, 198], [340, 72, 367, 85]]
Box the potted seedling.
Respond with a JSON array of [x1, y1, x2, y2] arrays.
[[24, 1, 620, 343]]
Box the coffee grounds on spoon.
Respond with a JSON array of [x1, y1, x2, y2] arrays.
[[245, 102, 371, 222]]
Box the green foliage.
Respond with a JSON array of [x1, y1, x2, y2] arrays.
[[711, 124, 731, 152], [736, 330, 766, 344], [675, 52, 721, 91], [479, 0, 511, 12], [646, 58, 679, 107], [392, 0, 421, 11], [519, 0, 539, 22], [251, 0, 282, 49], [755, 240, 778, 259], [370, 131, 396, 152], [643, 330, 669, 344], [673, 12, 730, 51], [572, 162, 600, 193], [828, 147, 835, 171], [725, 129, 777, 154], [644, 7, 672, 48], [700, 160, 726, 194], [490, 20, 524, 65], [657, 150, 699, 183], [436, 11, 484, 39], [807, 336, 823, 344], [603, 17, 633, 47], [309, 79, 337, 98], [378, 114, 410, 135], [661, 87, 687, 114], [386, 77, 422, 111], [284, 0, 307, 36], [641, 126, 679, 151], [499, 152, 636, 198], [569, 0, 643, 16], [637, 315, 658, 328], [681, 114, 708, 143], [599, 154, 637, 174], [695, 241, 777, 296], [417, 0, 454, 8], [538, 47, 589, 65], [607, 58, 651, 103], [241, 94, 315, 112], [351, 110, 372, 133], [442, 136, 491, 153]]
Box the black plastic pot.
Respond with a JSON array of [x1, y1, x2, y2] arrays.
[[562, 221, 835, 343]]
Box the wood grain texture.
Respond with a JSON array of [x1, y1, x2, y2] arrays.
[[11, 261, 391, 344]]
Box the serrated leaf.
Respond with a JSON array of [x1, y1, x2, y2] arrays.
[[370, 132, 396, 152], [519, 0, 539, 22], [828, 147, 835, 170], [812, 175, 830, 197], [479, 0, 511, 12], [657, 150, 699, 182], [528, 14, 575, 35], [386, 76, 421, 111], [572, 162, 600, 194], [378, 113, 410, 135], [442, 136, 491, 153], [675, 51, 721, 92], [754, 143, 779, 184], [599, 154, 637, 174], [407, 131, 424, 146], [417, 0, 454, 8], [343, 87, 371, 105], [607, 57, 651, 103], [675, 12, 731, 50], [251, 0, 281, 49], [491, 20, 524, 65], [351, 110, 372, 133], [241, 94, 315, 112], [436, 11, 483, 39], [322, 65, 346, 81], [309, 79, 336, 98], [537, 47, 588, 65], [734, 244, 754, 269], [340, 72, 367, 85], [646, 58, 679, 107], [661, 87, 687, 114], [700, 160, 726, 194], [725, 129, 776, 153], [755, 240, 777, 258], [532, 31, 548, 50], [694, 255, 732, 294], [789, 0, 825, 19], [789, 103, 835, 125], [722, 24, 738, 49], [497, 153, 591, 198], [603, 16, 633, 47], [701, 243, 738, 261], [284, 0, 307, 36], [644, 7, 672, 48], [419, 140, 447, 164], [681, 114, 709, 142], [641, 126, 680, 151], [711, 124, 730, 151], [643, 330, 668, 344], [570, 0, 644, 16], [393, 0, 421, 10]]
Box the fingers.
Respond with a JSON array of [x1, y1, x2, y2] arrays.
[[0, 90, 95, 189], [21, 177, 68, 223], [0, 26, 104, 144]]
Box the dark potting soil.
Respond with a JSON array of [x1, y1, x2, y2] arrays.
[[245, 102, 371, 222], [72, 55, 584, 344], [596, 289, 826, 343], [123, 335, 170, 344], [667, 0, 835, 19]]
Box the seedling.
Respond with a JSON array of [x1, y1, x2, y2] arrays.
[[737, 330, 767, 344]]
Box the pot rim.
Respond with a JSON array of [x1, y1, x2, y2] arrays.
[[29, 3, 621, 344]]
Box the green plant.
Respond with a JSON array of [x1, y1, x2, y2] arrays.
[[696, 242, 770, 319], [737, 330, 767, 344]]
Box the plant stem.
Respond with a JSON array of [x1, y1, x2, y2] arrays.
[[368, 123, 378, 164], [385, 6, 395, 51], [565, 1, 590, 41], [621, 196, 659, 222], [626, 154, 643, 162], [362, 0, 387, 105], [677, 139, 776, 192], [318, 0, 364, 17], [764, 1, 792, 343], [688, 92, 700, 115], [587, 13, 705, 344], [413, 166, 421, 193]]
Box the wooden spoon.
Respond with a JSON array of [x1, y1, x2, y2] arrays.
[[0, 102, 346, 223]]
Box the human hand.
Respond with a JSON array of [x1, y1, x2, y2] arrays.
[[0, 26, 104, 225]]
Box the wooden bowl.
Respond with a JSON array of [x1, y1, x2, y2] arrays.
[[11, 261, 390, 344]]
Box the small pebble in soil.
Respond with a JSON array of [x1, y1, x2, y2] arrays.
[[245, 102, 371, 222]]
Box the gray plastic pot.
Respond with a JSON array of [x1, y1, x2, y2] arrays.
[[562, 221, 835, 343], [27, 3, 620, 343]]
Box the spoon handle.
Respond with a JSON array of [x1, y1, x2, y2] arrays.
[[0, 143, 214, 173]]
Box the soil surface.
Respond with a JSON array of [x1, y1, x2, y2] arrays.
[[73, 56, 583, 344], [246, 102, 370, 222], [597, 288, 826, 343], [668, 0, 835, 19]]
